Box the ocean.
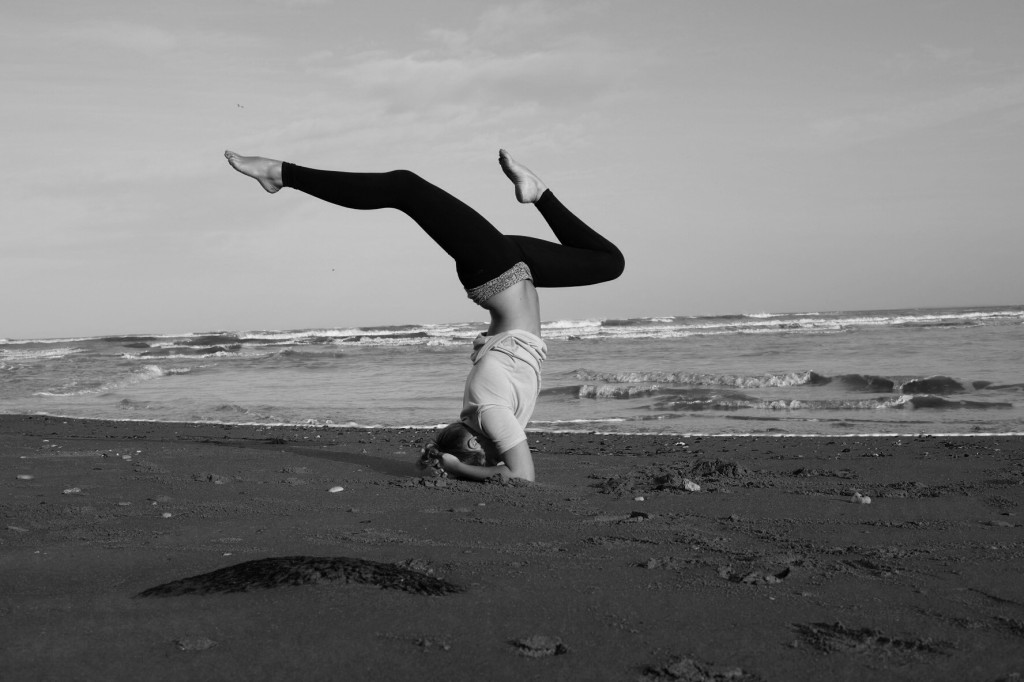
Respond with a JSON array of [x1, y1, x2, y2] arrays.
[[2, 305, 1022, 436]]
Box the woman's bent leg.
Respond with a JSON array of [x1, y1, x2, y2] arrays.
[[497, 150, 623, 288], [509, 192, 624, 288]]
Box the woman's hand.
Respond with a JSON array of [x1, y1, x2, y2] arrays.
[[439, 453, 461, 475]]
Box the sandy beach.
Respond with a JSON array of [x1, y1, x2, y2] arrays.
[[2, 414, 1022, 681]]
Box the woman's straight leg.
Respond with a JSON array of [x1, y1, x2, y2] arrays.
[[280, 163, 525, 289]]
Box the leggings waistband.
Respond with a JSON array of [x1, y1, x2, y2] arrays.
[[465, 261, 533, 304]]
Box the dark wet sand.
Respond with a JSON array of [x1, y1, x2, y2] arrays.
[[2, 415, 1022, 681]]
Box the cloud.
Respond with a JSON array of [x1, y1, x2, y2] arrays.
[[425, 0, 588, 51], [810, 77, 1024, 148], [304, 1, 645, 115], [2, 0, 650, 227], [332, 44, 622, 110], [470, 0, 565, 48], [8, 14, 262, 63], [297, 49, 335, 65], [183, 0, 657, 197], [56, 20, 179, 53], [884, 43, 977, 77], [256, 0, 333, 6], [256, 1, 650, 160]]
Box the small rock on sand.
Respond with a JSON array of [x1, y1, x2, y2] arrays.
[[175, 636, 217, 651], [643, 654, 760, 681], [510, 635, 568, 658], [192, 472, 233, 485]]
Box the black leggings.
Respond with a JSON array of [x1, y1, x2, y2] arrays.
[[282, 163, 624, 291]]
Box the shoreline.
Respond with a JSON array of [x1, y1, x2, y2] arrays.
[[3, 414, 1022, 680], [4, 413, 1023, 439]]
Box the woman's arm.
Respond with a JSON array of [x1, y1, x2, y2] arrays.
[[441, 440, 535, 482]]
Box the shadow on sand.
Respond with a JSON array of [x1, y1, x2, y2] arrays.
[[136, 556, 464, 598]]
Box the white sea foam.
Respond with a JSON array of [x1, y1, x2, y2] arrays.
[[1, 347, 83, 362], [0, 336, 96, 345], [531, 418, 628, 425], [527, 428, 1024, 437], [578, 384, 664, 398], [543, 319, 603, 330], [34, 365, 189, 398], [575, 370, 820, 388], [425, 337, 465, 347], [243, 328, 370, 342], [9, 306, 1023, 348], [120, 349, 256, 360]]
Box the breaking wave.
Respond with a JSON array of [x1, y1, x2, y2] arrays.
[[35, 365, 191, 397], [649, 395, 1013, 412], [571, 370, 1019, 397], [573, 370, 829, 388], [1, 347, 83, 362]]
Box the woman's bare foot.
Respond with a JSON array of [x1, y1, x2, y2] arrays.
[[224, 150, 284, 194], [498, 149, 547, 203]]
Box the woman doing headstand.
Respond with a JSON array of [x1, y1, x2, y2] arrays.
[[225, 149, 624, 482]]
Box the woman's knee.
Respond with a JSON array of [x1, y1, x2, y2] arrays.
[[605, 248, 625, 281], [384, 169, 426, 193]]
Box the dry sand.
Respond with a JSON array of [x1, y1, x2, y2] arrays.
[[2, 415, 1023, 681]]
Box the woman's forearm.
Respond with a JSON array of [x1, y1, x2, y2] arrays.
[[447, 460, 515, 481], [438, 441, 535, 482]]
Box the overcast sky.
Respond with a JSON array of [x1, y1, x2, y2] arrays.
[[3, 0, 1022, 340]]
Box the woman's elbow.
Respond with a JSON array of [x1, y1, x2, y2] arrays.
[[502, 462, 535, 482]]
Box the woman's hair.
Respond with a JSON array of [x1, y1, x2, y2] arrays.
[[422, 422, 486, 466]]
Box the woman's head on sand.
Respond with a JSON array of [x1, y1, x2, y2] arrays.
[[434, 422, 488, 464], [418, 422, 492, 475]]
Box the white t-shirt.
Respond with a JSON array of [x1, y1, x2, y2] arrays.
[[459, 330, 547, 455]]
